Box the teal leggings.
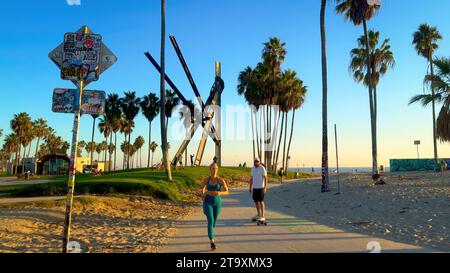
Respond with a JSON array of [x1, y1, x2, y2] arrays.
[[203, 195, 222, 240]]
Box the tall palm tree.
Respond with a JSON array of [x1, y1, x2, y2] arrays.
[[140, 93, 160, 168], [119, 91, 141, 169], [165, 89, 181, 128], [32, 119, 49, 159], [86, 141, 95, 162], [3, 134, 19, 173], [98, 115, 112, 168], [0, 129, 3, 138], [89, 114, 99, 167], [11, 112, 32, 174], [349, 29, 395, 178], [336, 0, 381, 180], [95, 143, 103, 162], [106, 93, 122, 171], [284, 73, 307, 175], [134, 136, 145, 168], [120, 118, 134, 168], [320, 0, 331, 192], [78, 140, 87, 157], [410, 57, 450, 142], [149, 141, 158, 168], [160, 0, 172, 182], [412, 24, 443, 170], [262, 38, 286, 171]]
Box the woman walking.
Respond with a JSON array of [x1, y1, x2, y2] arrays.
[[202, 162, 229, 251]]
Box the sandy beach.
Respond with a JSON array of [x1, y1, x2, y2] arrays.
[[267, 172, 449, 252], [0, 196, 197, 253]]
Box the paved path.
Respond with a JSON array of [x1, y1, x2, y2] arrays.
[[162, 188, 434, 253], [0, 180, 54, 187]]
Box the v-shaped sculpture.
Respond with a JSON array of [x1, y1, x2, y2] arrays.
[[145, 36, 224, 167]]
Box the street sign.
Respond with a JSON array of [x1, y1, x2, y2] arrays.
[[52, 88, 106, 115], [61, 32, 102, 82], [49, 25, 116, 253], [49, 26, 117, 88], [414, 140, 421, 145]]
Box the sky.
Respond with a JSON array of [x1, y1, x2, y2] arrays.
[[1, 0, 450, 168]]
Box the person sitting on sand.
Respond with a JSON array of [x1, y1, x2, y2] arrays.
[[201, 162, 229, 251]]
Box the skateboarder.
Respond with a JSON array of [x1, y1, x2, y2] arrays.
[[250, 158, 268, 223], [201, 162, 229, 251]]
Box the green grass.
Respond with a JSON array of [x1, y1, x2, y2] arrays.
[[0, 167, 316, 202], [0, 171, 8, 177]]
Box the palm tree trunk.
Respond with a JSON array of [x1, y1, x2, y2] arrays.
[[90, 116, 97, 167], [272, 111, 281, 171], [34, 137, 41, 174], [429, 54, 439, 170], [363, 20, 379, 179], [160, 0, 173, 182], [114, 133, 117, 171], [147, 122, 152, 168], [21, 145, 26, 174], [250, 107, 256, 161], [320, 0, 330, 192], [127, 132, 131, 170], [282, 112, 288, 173], [108, 134, 112, 171], [275, 112, 285, 172], [286, 110, 296, 175], [255, 109, 261, 160], [104, 137, 107, 167]]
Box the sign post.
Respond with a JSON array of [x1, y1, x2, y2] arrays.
[[414, 140, 421, 160], [49, 25, 116, 253], [334, 124, 342, 195]]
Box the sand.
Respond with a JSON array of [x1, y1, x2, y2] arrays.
[[0, 196, 197, 253], [0, 171, 448, 253], [267, 172, 449, 252]]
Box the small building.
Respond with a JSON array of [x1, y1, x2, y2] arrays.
[[37, 154, 70, 175]]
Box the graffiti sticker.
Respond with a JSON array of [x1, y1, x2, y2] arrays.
[[61, 32, 102, 82], [52, 88, 106, 115]]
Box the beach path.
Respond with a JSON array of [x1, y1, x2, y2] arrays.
[[162, 185, 433, 253]]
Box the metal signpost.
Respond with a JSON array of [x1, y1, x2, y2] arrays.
[[335, 124, 342, 195], [414, 140, 421, 160], [49, 25, 116, 253]]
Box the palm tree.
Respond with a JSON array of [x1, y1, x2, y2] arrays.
[[120, 141, 130, 170], [86, 141, 95, 163], [3, 134, 19, 173], [11, 113, 33, 174], [320, 0, 331, 192], [106, 93, 122, 171], [119, 91, 141, 169], [165, 89, 181, 128], [95, 143, 103, 162], [78, 140, 87, 157], [410, 57, 450, 142], [160, 0, 173, 182], [134, 136, 145, 168], [149, 141, 159, 168], [99, 115, 112, 168], [89, 114, 99, 166], [412, 24, 443, 170], [262, 38, 286, 171], [349, 29, 395, 178], [108, 142, 116, 171], [336, 0, 381, 180], [0, 129, 3, 138], [140, 93, 160, 168], [32, 119, 49, 159], [283, 72, 307, 174]]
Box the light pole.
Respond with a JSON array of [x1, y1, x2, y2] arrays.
[[414, 140, 421, 160]]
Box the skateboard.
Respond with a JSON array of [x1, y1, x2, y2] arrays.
[[252, 218, 268, 226]]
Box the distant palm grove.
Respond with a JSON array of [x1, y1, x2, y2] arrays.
[[1, 0, 449, 189], [0, 90, 183, 174]]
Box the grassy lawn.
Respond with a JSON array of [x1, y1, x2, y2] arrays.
[[0, 167, 316, 202]]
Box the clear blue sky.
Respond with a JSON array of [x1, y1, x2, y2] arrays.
[[1, 0, 450, 167]]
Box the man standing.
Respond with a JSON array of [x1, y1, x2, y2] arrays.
[[250, 158, 268, 222]]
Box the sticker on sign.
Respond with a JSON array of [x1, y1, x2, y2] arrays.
[[52, 88, 106, 116]]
